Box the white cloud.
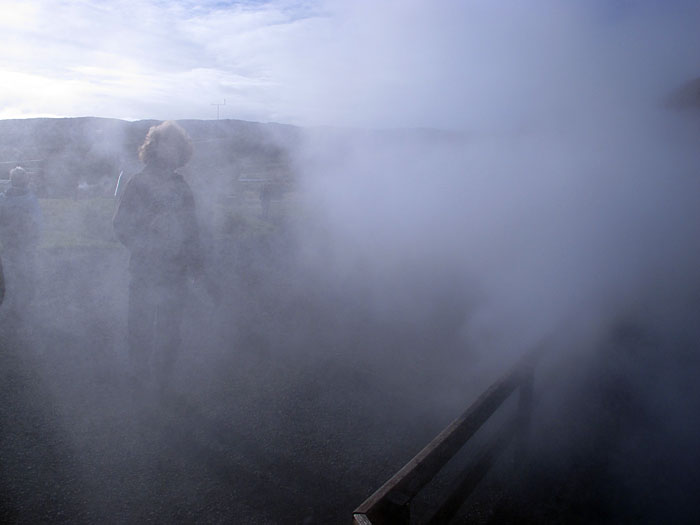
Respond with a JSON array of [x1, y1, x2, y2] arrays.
[[0, 0, 698, 126], [0, 0, 315, 120]]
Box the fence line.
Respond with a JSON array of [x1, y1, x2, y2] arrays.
[[353, 348, 543, 524]]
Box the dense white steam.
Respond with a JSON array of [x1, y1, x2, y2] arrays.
[[296, 115, 699, 368], [2, 2, 700, 522], [3, 1, 699, 126], [286, 1, 700, 368]]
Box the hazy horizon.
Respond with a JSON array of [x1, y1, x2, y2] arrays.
[[2, 1, 699, 130]]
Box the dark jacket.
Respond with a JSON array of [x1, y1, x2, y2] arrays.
[[113, 167, 202, 281], [0, 256, 4, 305], [0, 186, 42, 252]]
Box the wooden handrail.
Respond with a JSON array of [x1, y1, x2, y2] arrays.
[[353, 349, 542, 524]]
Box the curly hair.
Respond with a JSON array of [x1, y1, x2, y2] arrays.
[[138, 120, 193, 169]]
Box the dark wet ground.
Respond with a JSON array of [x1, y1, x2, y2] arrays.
[[0, 242, 478, 524], [3, 240, 700, 524], [479, 319, 700, 525]]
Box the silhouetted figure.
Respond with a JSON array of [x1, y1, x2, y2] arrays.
[[0, 166, 42, 314], [113, 121, 202, 393], [260, 180, 285, 219], [260, 183, 273, 219], [0, 256, 5, 306]]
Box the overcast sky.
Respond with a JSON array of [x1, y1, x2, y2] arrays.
[[0, 0, 698, 128]]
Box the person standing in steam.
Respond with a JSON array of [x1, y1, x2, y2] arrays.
[[113, 121, 202, 392], [0, 166, 42, 315]]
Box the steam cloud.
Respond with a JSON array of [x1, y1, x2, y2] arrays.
[[291, 1, 700, 367], [2, 1, 700, 523]]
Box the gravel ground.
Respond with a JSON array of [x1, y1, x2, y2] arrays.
[[9, 238, 695, 524], [0, 242, 478, 524]]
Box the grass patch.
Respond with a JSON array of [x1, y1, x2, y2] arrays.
[[40, 198, 118, 249], [38, 193, 298, 250]]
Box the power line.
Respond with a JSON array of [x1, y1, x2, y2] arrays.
[[211, 99, 226, 120]]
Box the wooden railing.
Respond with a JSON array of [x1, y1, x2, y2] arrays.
[[353, 349, 542, 524]]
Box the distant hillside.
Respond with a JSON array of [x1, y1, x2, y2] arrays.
[[0, 117, 302, 197]]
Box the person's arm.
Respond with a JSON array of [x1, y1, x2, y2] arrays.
[[181, 183, 204, 277], [113, 178, 146, 250], [0, 195, 6, 226], [27, 193, 43, 246], [0, 256, 5, 305]]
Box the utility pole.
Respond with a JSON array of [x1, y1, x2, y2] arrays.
[[211, 99, 226, 120]]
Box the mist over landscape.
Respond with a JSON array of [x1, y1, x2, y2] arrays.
[[2, 1, 700, 523]]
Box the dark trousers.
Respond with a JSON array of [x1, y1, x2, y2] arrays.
[[2, 248, 36, 313], [128, 273, 186, 385]]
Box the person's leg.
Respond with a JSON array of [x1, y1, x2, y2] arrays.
[[22, 249, 36, 306], [153, 281, 186, 391], [2, 252, 20, 312], [128, 274, 156, 384], [0, 250, 35, 330]]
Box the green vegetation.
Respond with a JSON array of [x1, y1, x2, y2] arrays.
[[40, 198, 118, 249], [37, 192, 299, 251], [0, 117, 300, 198]]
